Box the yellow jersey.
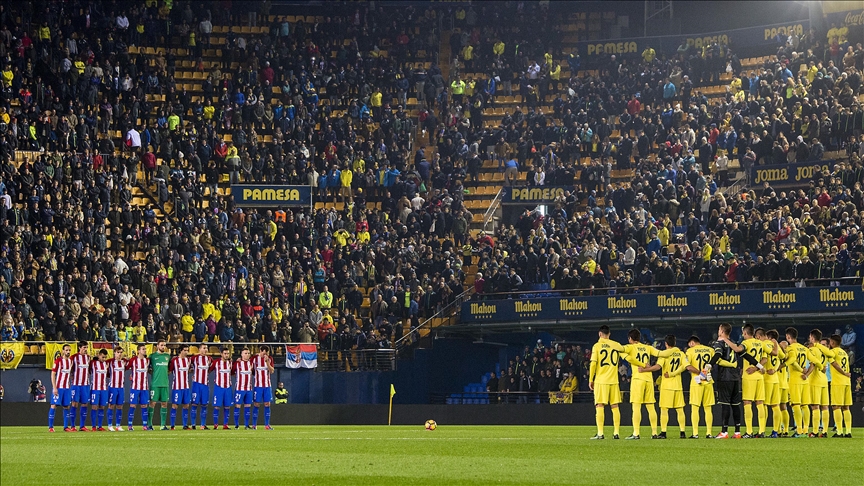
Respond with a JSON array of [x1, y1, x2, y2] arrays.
[[685, 345, 714, 384], [785, 342, 809, 385], [828, 348, 851, 387], [589, 338, 624, 385], [761, 339, 780, 384], [657, 347, 688, 391], [741, 338, 765, 381], [808, 343, 832, 387], [622, 343, 660, 383]]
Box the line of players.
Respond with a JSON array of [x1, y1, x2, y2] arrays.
[[588, 323, 854, 439], [47, 341, 275, 432]]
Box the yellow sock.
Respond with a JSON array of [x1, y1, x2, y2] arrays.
[[757, 404, 767, 434], [611, 407, 621, 436], [660, 408, 669, 433], [647, 406, 658, 436], [811, 408, 820, 432], [821, 409, 830, 432], [770, 405, 780, 432], [793, 405, 803, 434], [676, 408, 686, 433], [632, 407, 642, 437], [690, 406, 700, 437], [704, 406, 713, 436], [744, 404, 753, 434], [781, 408, 789, 433], [843, 410, 852, 435], [833, 409, 843, 435], [596, 407, 605, 436], [801, 406, 810, 434]]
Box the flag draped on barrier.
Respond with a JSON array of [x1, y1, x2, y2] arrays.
[[0, 343, 26, 369], [285, 344, 317, 369], [45, 343, 77, 369]]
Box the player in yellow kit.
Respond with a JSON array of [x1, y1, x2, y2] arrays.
[[784, 327, 812, 437], [644, 335, 688, 439], [754, 328, 781, 437], [766, 329, 790, 435], [805, 329, 831, 437], [684, 335, 715, 438], [736, 324, 768, 437], [827, 334, 853, 437], [588, 325, 626, 439], [621, 329, 673, 440]]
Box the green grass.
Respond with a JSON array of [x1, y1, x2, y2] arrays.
[[2, 426, 862, 485]]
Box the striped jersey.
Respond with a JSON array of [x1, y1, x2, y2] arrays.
[[109, 358, 126, 388], [127, 357, 150, 390], [193, 354, 212, 385], [52, 357, 74, 389], [71, 352, 91, 386], [212, 359, 234, 389], [233, 359, 254, 391], [170, 357, 191, 390], [90, 360, 109, 391], [252, 355, 273, 388]]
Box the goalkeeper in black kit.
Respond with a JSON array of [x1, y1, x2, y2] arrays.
[[710, 323, 765, 439]]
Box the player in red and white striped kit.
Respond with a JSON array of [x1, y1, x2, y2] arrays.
[[191, 344, 213, 429], [107, 346, 127, 431], [89, 350, 110, 431], [170, 345, 192, 430], [126, 344, 151, 430], [233, 348, 254, 429], [48, 344, 73, 432], [211, 347, 234, 429], [251, 345, 275, 430], [70, 342, 92, 431]]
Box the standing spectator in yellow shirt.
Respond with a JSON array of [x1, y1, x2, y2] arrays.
[[642, 46, 656, 64], [370, 88, 383, 121], [340, 164, 353, 203], [461, 44, 474, 71], [450, 76, 466, 107]]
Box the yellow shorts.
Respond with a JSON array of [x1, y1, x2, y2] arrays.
[[763, 382, 781, 406], [789, 383, 811, 405], [829, 385, 851, 407], [659, 389, 685, 409], [779, 388, 789, 405], [688, 383, 715, 407], [629, 379, 655, 404], [742, 378, 765, 402], [593, 383, 622, 405], [809, 385, 829, 406]]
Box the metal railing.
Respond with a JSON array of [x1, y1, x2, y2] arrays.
[[721, 170, 747, 197], [395, 287, 475, 352], [483, 187, 504, 232], [316, 349, 395, 372]]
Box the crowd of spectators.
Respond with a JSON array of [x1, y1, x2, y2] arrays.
[[0, 1, 476, 351]]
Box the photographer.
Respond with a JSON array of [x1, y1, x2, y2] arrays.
[[29, 379, 47, 402]]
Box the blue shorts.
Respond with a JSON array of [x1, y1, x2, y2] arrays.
[[71, 385, 91, 404], [51, 388, 72, 407], [213, 386, 233, 408], [90, 390, 109, 407], [129, 390, 150, 405], [254, 387, 272, 404], [108, 387, 125, 405], [192, 383, 210, 405], [234, 390, 253, 406], [172, 389, 191, 405]]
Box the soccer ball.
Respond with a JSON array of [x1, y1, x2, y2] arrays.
[[424, 420, 437, 431]]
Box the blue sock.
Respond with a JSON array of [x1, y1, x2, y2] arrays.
[[251, 407, 259, 426], [214, 408, 220, 426], [128, 408, 135, 427], [48, 407, 56, 429], [264, 406, 270, 426], [182, 409, 189, 427], [244, 407, 250, 427], [70, 406, 77, 426], [200, 406, 208, 426], [65, 409, 72, 428], [170, 408, 177, 427], [79, 407, 88, 428], [107, 408, 113, 426], [142, 408, 149, 428], [115, 409, 122, 427], [234, 408, 240, 427], [191, 406, 197, 426], [98, 409, 104, 428], [91, 409, 98, 428]]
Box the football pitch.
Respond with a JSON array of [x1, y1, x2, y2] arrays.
[[1, 426, 862, 485]]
